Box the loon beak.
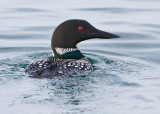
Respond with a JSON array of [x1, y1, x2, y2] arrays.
[[88, 29, 120, 39]]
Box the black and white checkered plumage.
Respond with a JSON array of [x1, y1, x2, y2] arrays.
[[25, 57, 93, 78]]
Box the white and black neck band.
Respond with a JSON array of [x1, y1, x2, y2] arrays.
[[55, 47, 78, 55]]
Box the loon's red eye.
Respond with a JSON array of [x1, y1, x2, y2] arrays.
[[78, 26, 83, 31]]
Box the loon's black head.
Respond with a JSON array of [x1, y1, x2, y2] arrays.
[[52, 19, 120, 59]]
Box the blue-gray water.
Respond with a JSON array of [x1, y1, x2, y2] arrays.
[[0, 0, 160, 114]]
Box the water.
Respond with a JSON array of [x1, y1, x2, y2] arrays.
[[0, 0, 160, 113]]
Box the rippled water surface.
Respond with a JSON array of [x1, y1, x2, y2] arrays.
[[0, 0, 160, 114]]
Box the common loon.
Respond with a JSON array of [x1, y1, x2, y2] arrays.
[[25, 19, 119, 78]]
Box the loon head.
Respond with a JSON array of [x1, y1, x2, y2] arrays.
[[52, 19, 120, 59]]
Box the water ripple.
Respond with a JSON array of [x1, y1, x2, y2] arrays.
[[76, 7, 160, 13], [11, 8, 51, 13]]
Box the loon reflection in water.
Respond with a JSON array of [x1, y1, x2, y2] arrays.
[[25, 19, 120, 78]]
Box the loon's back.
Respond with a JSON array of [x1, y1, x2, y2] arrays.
[[25, 57, 93, 78]]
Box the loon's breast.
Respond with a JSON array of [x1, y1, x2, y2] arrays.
[[25, 57, 93, 78]]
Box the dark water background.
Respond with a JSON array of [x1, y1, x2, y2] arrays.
[[0, 0, 160, 114]]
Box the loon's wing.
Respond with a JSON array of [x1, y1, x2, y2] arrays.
[[25, 58, 68, 77]]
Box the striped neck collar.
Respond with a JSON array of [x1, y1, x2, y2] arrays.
[[55, 47, 78, 55]]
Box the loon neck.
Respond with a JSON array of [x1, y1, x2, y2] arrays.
[[52, 47, 84, 59]]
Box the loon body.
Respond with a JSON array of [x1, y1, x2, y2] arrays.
[[25, 19, 119, 78]]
